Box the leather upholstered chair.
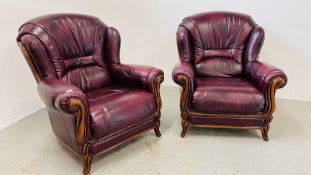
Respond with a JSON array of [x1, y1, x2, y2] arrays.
[[172, 11, 287, 141], [17, 14, 164, 175]]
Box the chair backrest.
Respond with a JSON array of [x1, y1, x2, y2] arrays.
[[178, 11, 259, 77], [17, 13, 117, 92]]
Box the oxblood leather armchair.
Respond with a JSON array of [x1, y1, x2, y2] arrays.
[[172, 12, 287, 141], [17, 14, 164, 175]]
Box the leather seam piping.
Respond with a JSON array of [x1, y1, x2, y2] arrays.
[[256, 26, 265, 61], [18, 33, 52, 79], [91, 18, 98, 63], [91, 114, 156, 143], [183, 18, 204, 49], [177, 26, 192, 62], [231, 18, 248, 62], [20, 23, 65, 78], [21, 23, 64, 62]]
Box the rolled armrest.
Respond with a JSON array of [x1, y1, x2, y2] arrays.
[[111, 64, 164, 94], [172, 61, 194, 92], [38, 77, 86, 113], [245, 61, 287, 94], [172, 61, 195, 112]]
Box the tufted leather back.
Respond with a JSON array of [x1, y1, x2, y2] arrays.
[[17, 14, 118, 92], [178, 12, 258, 77]]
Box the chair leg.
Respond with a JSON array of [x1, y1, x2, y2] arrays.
[[154, 113, 161, 137], [82, 154, 94, 175], [261, 124, 270, 142], [181, 119, 189, 137], [154, 120, 161, 137], [154, 126, 161, 137]]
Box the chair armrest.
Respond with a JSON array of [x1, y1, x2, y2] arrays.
[[245, 61, 287, 94], [111, 64, 164, 94], [172, 61, 194, 91], [172, 61, 195, 112], [37, 77, 87, 113]]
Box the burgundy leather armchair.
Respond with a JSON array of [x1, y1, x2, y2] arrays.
[[17, 14, 164, 175], [172, 12, 287, 141]]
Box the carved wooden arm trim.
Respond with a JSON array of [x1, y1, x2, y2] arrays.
[[154, 74, 164, 114], [175, 74, 192, 120], [68, 98, 90, 154], [68, 98, 94, 174], [153, 74, 164, 137], [264, 76, 287, 123]]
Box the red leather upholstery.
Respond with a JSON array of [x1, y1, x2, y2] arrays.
[[179, 12, 255, 77], [192, 78, 265, 114], [18, 14, 112, 92], [172, 11, 287, 139], [111, 64, 163, 94], [17, 13, 164, 162], [86, 85, 156, 139]]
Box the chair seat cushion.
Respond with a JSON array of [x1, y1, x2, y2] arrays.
[[192, 78, 265, 114], [86, 85, 156, 139]]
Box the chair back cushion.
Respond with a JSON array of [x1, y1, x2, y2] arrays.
[[180, 12, 256, 77], [17, 14, 112, 92]]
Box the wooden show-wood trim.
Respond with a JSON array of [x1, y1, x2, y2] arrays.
[[153, 74, 164, 136], [18, 42, 40, 82], [265, 77, 286, 118], [189, 124, 260, 129], [154, 74, 164, 112], [68, 99, 90, 152], [68, 98, 93, 175]]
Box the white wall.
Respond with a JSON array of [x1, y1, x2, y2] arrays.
[[0, 0, 93, 130], [1, 0, 310, 130]]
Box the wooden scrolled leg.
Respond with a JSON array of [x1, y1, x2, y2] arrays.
[[261, 114, 273, 141], [180, 110, 190, 137], [181, 119, 189, 137], [180, 111, 190, 137], [83, 154, 94, 175], [154, 112, 161, 137], [261, 124, 270, 142]]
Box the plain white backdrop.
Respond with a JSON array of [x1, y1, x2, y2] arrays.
[[0, 0, 310, 130]]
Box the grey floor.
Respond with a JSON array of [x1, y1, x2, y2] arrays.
[[0, 87, 310, 175]]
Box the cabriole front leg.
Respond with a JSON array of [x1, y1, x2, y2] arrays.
[[82, 153, 94, 175], [154, 111, 162, 137], [261, 114, 273, 141], [181, 119, 189, 137], [180, 111, 190, 137], [261, 124, 270, 141]]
